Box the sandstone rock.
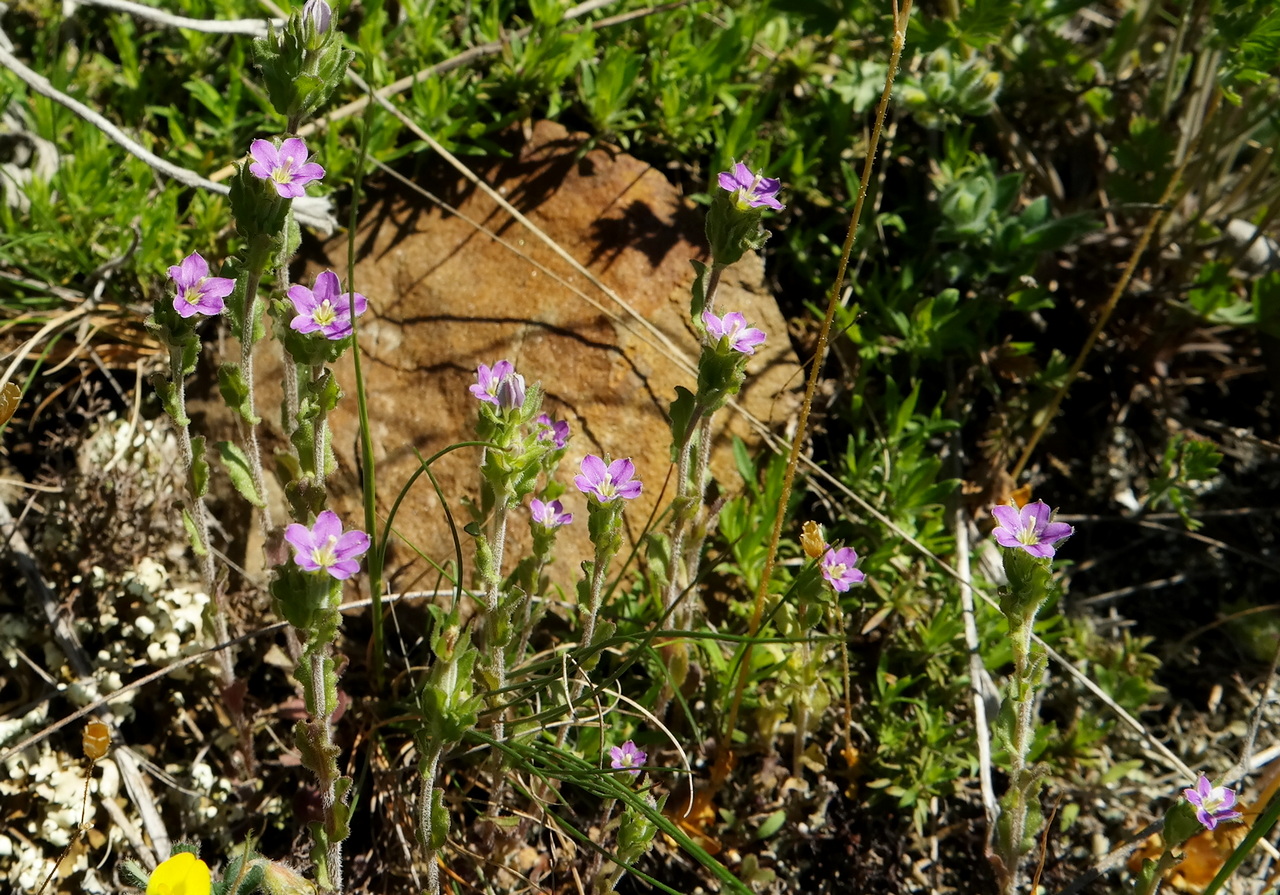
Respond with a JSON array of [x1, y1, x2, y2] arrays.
[[266, 121, 801, 587]]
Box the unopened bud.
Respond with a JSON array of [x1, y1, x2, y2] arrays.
[[262, 862, 317, 895], [303, 0, 332, 37]]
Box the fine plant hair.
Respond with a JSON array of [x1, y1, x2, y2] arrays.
[[7, 1, 1280, 894]]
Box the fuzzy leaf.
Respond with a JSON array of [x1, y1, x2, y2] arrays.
[[217, 440, 266, 507], [190, 435, 210, 499], [181, 508, 207, 556], [218, 363, 260, 425]]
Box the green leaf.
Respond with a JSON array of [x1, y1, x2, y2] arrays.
[[150, 372, 187, 427], [755, 809, 787, 840], [668, 386, 698, 462], [181, 508, 206, 557], [217, 363, 260, 425], [217, 440, 266, 507], [689, 259, 713, 320], [190, 435, 210, 499]]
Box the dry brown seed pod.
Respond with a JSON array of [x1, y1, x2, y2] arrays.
[[82, 720, 110, 762]]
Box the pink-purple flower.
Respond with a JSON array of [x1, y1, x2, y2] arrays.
[[168, 252, 234, 318], [703, 310, 767, 355], [283, 510, 370, 580], [248, 137, 325, 199], [1183, 775, 1242, 831], [718, 161, 784, 212], [990, 500, 1074, 559], [575, 455, 643, 503], [287, 270, 367, 340], [530, 498, 572, 528], [609, 740, 646, 778], [536, 414, 570, 449], [821, 546, 865, 592], [469, 361, 526, 411]]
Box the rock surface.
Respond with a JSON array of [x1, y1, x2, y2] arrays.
[[265, 121, 801, 585]]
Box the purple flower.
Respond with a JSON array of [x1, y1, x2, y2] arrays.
[[717, 161, 784, 212], [168, 252, 234, 318], [703, 310, 767, 355], [287, 271, 368, 340], [283, 510, 370, 580], [248, 137, 325, 199], [990, 500, 1074, 559], [302, 0, 331, 35], [469, 361, 526, 411], [1183, 775, 1242, 831], [575, 455, 643, 503], [820, 546, 865, 592], [536, 414, 570, 449], [530, 498, 572, 528], [609, 741, 646, 778]]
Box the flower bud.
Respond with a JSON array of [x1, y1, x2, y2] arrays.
[[262, 861, 318, 895], [302, 0, 332, 42]]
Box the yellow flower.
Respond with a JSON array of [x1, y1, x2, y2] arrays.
[[147, 853, 211, 895]]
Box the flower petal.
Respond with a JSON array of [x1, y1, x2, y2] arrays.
[[990, 504, 1021, 532], [344, 292, 368, 316], [294, 161, 325, 182], [1039, 521, 1074, 543], [1021, 500, 1052, 532], [580, 454, 607, 484], [607, 457, 635, 483], [1196, 775, 1214, 799], [283, 522, 314, 553], [204, 278, 235, 301], [333, 530, 371, 561], [289, 284, 321, 314], [311, 271, 341, 304], [279, 137, 310, 164], [179, 252, 209, 284], [328, 559, 360, 580], [312, 510, 342, 542], [249, 139, 278, 166]]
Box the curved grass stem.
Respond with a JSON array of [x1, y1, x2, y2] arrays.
[[718, 0, 913, 774]]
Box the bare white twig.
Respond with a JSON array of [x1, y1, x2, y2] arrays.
[[67, 0, 282, 35], [954, 499, 999, 839], [0, 37, 335, 233]]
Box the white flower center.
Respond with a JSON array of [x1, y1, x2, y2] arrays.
[[183, 281, 205, 305], [312, 300, 337, 326], [596, 476, 617, 499], [310, 535, 339, 568], [1201, 790, 1227, 813], [272, 159, 296, 183]]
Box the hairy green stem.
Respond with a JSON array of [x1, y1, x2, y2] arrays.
[[1134, 847, 1180, 895], [417, 744, 445, 895], [170, 347, 234, 685], [481, 496, 511, 739], [661, 265, 724, 626], [997, 615, 1038, 895], [311, 362, 329, 493], [309, 648, 342, 891], [239, 241, 274, 532]]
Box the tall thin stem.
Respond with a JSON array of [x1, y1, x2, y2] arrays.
[[238, 248, 274, 532], [171, 349, 234, 686], [718, 0, 912, 772]]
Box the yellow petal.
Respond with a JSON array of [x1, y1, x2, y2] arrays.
[[147, 852, 212, 895]]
